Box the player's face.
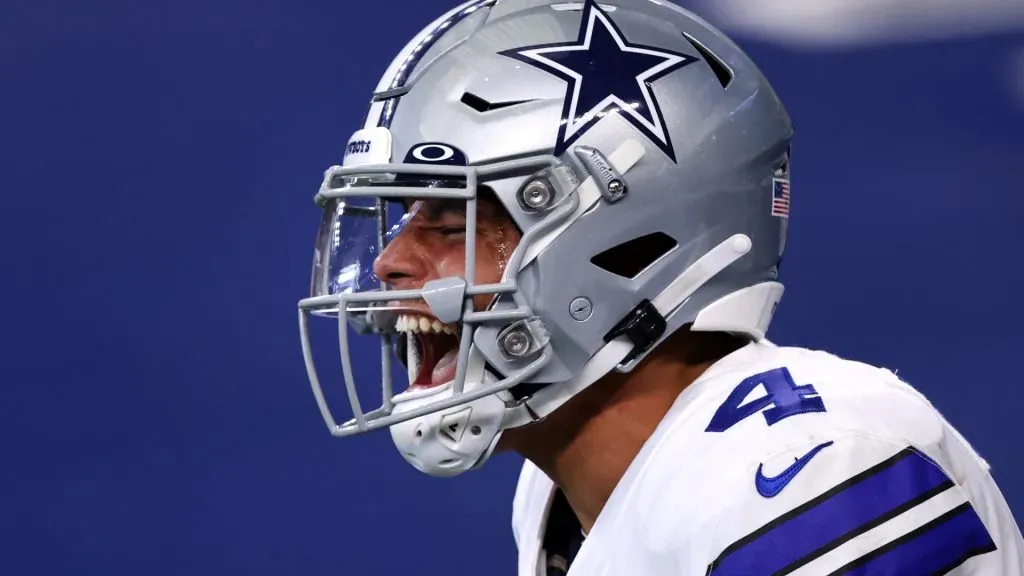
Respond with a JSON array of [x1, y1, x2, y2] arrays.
[[372, 193, 521, 388]]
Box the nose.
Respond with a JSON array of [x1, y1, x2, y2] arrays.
[[372, 229, 429, 290]]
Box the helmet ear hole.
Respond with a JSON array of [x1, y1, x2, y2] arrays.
[[590, 232, 678, 279]]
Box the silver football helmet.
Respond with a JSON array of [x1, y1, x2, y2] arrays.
[[298, 0, 793, 476]]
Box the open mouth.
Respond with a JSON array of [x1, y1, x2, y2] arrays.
[[395, 313, 461, 389]]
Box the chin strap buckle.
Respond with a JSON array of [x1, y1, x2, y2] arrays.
[[603, 299, 667, 366]]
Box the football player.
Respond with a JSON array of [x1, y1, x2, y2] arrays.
[[297, 0, 1024, 573]]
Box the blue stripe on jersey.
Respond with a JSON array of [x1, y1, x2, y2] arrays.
[[709, 448, 955, 576], [830, 502, 997, 575], [376, 0, 497, 128]]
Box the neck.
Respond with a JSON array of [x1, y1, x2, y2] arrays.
[[505, 352, 716, 533]]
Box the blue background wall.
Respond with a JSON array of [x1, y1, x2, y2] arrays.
[[2, 0, 1021, 574]]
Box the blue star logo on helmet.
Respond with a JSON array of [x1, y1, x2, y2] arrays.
[[499, 0, 698, 162]]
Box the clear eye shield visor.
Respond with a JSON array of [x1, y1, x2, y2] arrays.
[[298, 157, 581, 437]]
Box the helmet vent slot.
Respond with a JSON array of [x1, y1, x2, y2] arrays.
[[682, 33, 733, 88], [590, 232, 678, 279], [460, 91, 533, 113]]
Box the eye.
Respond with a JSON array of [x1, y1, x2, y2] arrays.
[[439, 226, 466, 238]]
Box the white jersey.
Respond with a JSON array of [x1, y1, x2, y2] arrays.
[[511, 341, 1024, 575]]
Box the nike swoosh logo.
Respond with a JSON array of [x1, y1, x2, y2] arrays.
[[755, 440, 835, 498]]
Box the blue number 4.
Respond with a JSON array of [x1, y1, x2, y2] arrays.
[[706, 367, 826, 433]]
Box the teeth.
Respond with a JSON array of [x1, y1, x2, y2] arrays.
[[395, 314, 457, 335]]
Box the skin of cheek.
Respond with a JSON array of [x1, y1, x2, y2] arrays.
[[422, 222, 521, 312]]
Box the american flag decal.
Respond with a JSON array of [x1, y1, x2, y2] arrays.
[[771, 177, 790, 218]]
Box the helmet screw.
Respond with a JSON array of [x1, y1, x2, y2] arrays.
[[519, 180, 553, 211], [607, 179, 625, 198], [500, 328, 532, 358], [569, 297, 593, 322], [470, 425, 482, 436]]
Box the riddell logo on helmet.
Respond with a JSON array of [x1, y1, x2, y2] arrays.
[[583, 148, 614, 181]]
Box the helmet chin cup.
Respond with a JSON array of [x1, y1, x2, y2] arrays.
[[389, 348, 509, 477], [389, 389, 508, 476]]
